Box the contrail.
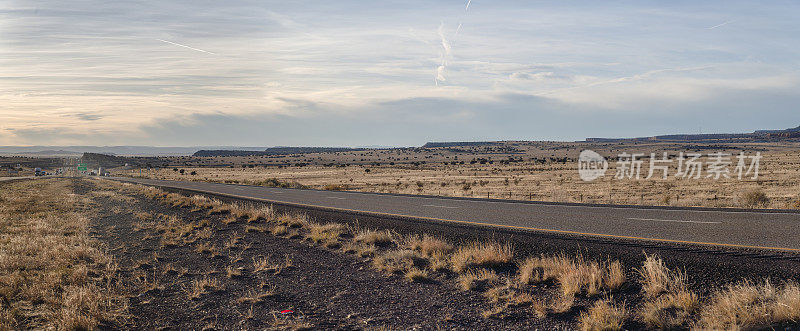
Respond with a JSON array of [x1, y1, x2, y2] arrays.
[[435, 22, 451, 85], [465, 0, 471, 11], [707, 20, 733, 30], [156, 39, 217, 55]]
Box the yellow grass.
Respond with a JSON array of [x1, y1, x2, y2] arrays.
[[579, 298, 626, 331], [0, 179, 126, 330], [694, 280, 800, 330], [451, 242, 514, 273]]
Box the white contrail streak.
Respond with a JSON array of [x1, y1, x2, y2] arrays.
[[707, 20, 732, 30], [465, 0, 471, 11], [156, 39, 217, 55], [435, 22, 452, 85]]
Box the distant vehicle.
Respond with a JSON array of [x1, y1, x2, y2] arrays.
[[34, 168, 44, 176], [98, 167, 110, 176]]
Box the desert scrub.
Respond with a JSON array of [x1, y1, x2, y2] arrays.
[[694, 280, 800, 330], [372, 249, 425, 273], [579, 298, 626, 331], [0, 179, 126, 330], [405, 234, 454, 257], [739, 189, 770, 208], [451, 242, 514, 273], [355, 229, 394, 247], [518, 254, 625, 297]]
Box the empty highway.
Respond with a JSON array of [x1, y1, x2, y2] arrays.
[[111, 177, 800, 251]]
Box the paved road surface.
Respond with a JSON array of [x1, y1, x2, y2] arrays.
[[110, 177, 800, 251]]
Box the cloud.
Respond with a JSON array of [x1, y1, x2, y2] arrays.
[[1, 0, 800, 145]]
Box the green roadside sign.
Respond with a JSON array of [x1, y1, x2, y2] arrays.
[[77, 163, 87, 171]]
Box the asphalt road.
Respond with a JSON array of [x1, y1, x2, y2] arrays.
[[111, 177, 800, 252]]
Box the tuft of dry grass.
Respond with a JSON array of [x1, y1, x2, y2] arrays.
[[194, 242, 217, 255], [186, 277, 219, 300], [237, 286, 276, 304], [247, 205, 274, 222], [355, 229, 394, 247], [404, 268, 430, 282], [518, 254, 625, 297], [405, 234, 454, 257], [639, 289, 699, 329], [451, 242, 514, 273], [638, 254, 687, 298], [270, 225, 290, 236], [579, 298, 626, 331], [739, 189, 770, 209], [458, 269, 499, 291], [694, 280, 800, 330], [226, 266, 243, 278], [305, 222, 347, 247], [276, 213, 308, 228], [372, 249, 424, 273]]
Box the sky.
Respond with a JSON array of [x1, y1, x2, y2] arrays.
[[2, 0, 800, 147]]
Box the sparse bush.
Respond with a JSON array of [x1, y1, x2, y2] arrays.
[[739, 189, 770, 209], [458, 269, 499, 291], [372, 249, 424, 273], [305, 222, 346, 246], [451, 242, 513, 273], [355, 229, 394, 247], [639, 289, 699, 329], [638, 254, 687, 297], [405, 234, 454, 257], [405, 268, 430, 282], [694, 280, 800, 330], [518, 254, 625, 297], [579, 298, 626, 331]]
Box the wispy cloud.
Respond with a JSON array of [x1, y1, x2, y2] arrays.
[[1, 1, 799, 145]]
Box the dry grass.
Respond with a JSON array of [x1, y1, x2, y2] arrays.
[[578, 298, 626, 331], [517, 254, 625, 297], [305, 222, 347, 247], [451, 242, 514, 273], [639, 290, 699, 329], [404, 268, 430, 282], [186, 277, 219, 300], [237, 286, 276, 304], [372, 250, 424, 273], [276, 213, 308, 228], [458, 269, 500, 291], [0, 179, 127, 330], [739, 189, 771, 209], [247, 205, 274, 222], [226, 265, 244, 278], [694, 280, 800, 330], [405, 234, 454, 257], [355, 229, 394, 247], [638, 254, 687, 297]]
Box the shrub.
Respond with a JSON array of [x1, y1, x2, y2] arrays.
[[355, 229, 394, 247], [694, 280, 800, 330], [740, 189, 770, 209], [579, 298, 626, 331], [451, 242, 513, 273], [372, 249, 424, 273]]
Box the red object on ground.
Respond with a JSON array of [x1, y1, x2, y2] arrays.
[[280, 309, 294, 315]]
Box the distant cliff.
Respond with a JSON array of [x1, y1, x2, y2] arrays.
[[193, 147, 361, 157]]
